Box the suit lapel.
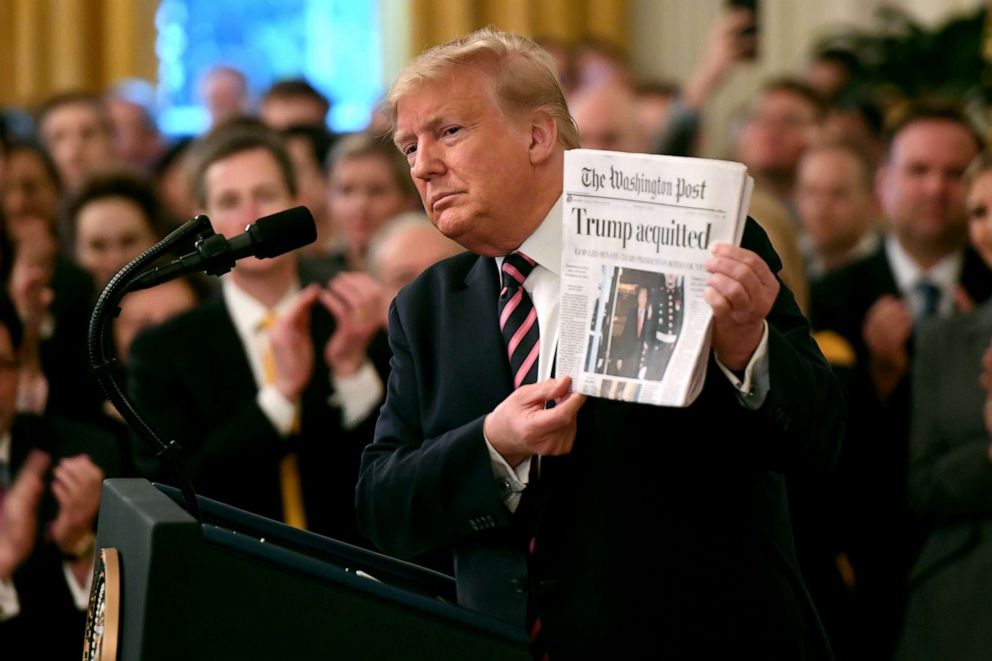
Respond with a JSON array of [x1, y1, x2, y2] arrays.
[[868, 246, 901, 299], [450, 256, 515, 403], [196, 295, 259, 404]]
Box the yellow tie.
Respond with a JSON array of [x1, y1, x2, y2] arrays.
[[260, 311, 307, 530]]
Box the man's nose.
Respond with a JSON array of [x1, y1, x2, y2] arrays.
[[411, 141, 443, 181]]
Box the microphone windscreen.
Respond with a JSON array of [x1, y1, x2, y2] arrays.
[[250, 206, 317, 259]]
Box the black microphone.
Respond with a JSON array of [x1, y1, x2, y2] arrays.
[[129, 206, 316, 291]]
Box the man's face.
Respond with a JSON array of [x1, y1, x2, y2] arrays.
[[796, 148, 874, 255], [40, 101, 114, 191], [735, 90, 819, 178], [261, 97, 327, 130], [571, 85, 645, 153], [2, 149, 61, 230], [329, 154, 411, 256], [877, 119, 977, 254], [202, 147, 297, 275], [374, 224, 461, 322], [637, 287, 648, 308], [393, 66, 539, 256]]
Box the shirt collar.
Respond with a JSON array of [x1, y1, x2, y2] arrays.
[[495, 195, 563, 275], [222, 276, 301, 336], [884, 234, 963, 295]]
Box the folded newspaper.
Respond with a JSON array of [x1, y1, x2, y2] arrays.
[[558, 149, 754, 407]]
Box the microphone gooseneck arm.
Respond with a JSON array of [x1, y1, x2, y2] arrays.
[[88, 214, 215, 519], [89, 206, 317, 521]]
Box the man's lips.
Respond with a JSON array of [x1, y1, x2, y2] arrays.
[[430, 191, 460, 211]]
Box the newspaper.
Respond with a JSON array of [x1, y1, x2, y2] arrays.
[[558, 149, 754, 407]]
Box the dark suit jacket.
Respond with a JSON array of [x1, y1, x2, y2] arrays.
[[806, 244, 992, 658], [127, 292, 380, 545], [357, 219, 844, 658], [895, 300, 992, 660], [1, 414, 121, 660]]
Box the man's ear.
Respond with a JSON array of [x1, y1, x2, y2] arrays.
[[528, 110, 559, 166]]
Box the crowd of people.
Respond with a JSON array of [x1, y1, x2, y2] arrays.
[[0, 5, 987, 658]]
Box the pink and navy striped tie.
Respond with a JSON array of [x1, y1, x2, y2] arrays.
[[499, 252, 540, 389]]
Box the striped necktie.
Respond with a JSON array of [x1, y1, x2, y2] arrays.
[[499, 252, 540, 388], [498, 252, 550, 658]]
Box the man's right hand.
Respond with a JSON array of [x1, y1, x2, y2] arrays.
[[0, 450, 49, 578], [863, 295, 912, 399], [269, 284, 321, 401], [484, 376, 587, 467]]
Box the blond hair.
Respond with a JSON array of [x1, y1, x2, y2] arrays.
[[384, 27, 579, 150]]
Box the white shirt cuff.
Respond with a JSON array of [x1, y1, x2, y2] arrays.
[[483, 426, 531, 513], [714, 321, 770, 410], [330, 361, 383, 430], [63, 560, 93, 610], [0, 577, 19, 621], [257, 385, 298, 437]]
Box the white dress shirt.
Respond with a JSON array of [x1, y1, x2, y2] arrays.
[[884, 235, 964, 320], [485, 197, 771, 511], [221, 277, 382, 434]]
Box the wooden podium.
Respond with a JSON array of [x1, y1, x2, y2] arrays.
[[84, 479, 530, 660]]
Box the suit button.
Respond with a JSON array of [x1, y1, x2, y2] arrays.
[[510, 578, 526, 594]]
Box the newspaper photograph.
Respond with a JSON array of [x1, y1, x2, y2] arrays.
[[558, 149, 753, 407]]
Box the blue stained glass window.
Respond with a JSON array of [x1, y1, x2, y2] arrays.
[[155, 0, 382, 135]]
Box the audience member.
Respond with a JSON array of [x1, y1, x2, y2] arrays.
[[261, 79, 331, 129], [64, 169, 166, 290], [0, 294, 121, 658], [200, 66, 250, 128], [809, 103, 990, 659], [1, 142, 62, 240], [115, 277, 202, 362], [282, 125, 337, 257], [795, 140, 880, 277], [896, 149, 992, 660], [366, 212, 462, 324], [734, 79, 826, 207], [804, 47, 862, 104], [568, 37, 630, 91], [653, 5, 756, 157], [152, 137, 197, 225], [570, 81, 648, 153], [127, 118, 387, 543], [36, 91, 117, 192], [326, 132, 420, 272], [104, 79, 166, 173]]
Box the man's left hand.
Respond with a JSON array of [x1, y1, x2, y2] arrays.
[[48, 455, 104, 555], [704, 243, 779, 371], [319, 272, 384, 377]]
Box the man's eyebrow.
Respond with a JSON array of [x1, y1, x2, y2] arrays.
[[393, 115, 446, 148]]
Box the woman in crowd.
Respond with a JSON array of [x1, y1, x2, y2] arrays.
[[326, 132, 419, 272], [898, 150, 992, 660], [64, 168, 167, 291]]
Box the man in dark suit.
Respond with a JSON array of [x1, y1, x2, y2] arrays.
[[807, 104, 990, 658], [127, 119, 384, 544], [612, 285, 652, 378], [356, 28, 844, 658], [0, 294, 121, 658]]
